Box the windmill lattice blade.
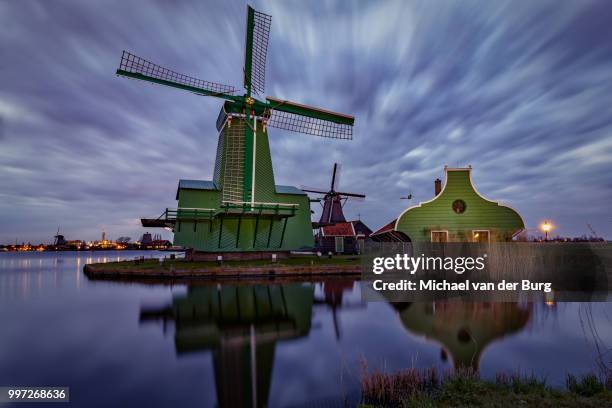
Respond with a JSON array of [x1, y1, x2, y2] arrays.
[[267, 97, 354, 124], [267, 110, 353, 139], [244, 7, 271, 95], [336, 191, 366, 198], [118, 51, 237, 96], [266, 97, 353, 139]]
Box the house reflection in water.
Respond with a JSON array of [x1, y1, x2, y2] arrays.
[[394, 302, 532, 371], [140, 281, 358, 407]]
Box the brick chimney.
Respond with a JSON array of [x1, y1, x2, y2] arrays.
[[434, 178, 442, 196]]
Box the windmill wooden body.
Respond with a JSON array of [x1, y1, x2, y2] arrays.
[[117, 6, 354, 253]]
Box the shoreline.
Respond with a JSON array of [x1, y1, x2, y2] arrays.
[[83, 256, 362, 280]]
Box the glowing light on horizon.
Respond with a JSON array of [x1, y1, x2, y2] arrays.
[[541, 220, 554, 241]]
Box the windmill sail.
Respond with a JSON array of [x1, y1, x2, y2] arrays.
[[331, 163, 340, 190], [244, 6, 272, 95], [266, 97, 353, 139], [116, 51, 237, 97], [335, 191, 365, 199]]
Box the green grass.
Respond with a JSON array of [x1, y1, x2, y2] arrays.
[[360, 367, 612, 408], [566, 373, 607, 397], [87, 254, 361, 271]]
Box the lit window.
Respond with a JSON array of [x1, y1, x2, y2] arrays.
[[472, 230, 490, 243]]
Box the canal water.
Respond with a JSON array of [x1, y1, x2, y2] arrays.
[[0, 251, 610, 407]]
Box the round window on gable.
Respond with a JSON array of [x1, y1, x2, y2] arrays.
[[452, 199, 466, 214]]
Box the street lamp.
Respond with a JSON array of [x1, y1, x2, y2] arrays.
[[541, 221, 552, 241]]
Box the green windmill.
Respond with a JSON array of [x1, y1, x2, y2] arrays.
[[117, 6, 354, 254]]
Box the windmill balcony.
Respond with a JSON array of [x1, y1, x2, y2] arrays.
[[143, 203, 300, 225], [219, 201, 299, 217]]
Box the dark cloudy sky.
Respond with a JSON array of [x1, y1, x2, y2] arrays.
[[1, 0, 611, 243]]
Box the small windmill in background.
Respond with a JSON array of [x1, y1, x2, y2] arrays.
[[301, 163, 365, 227], [53, 227, 66, 247]]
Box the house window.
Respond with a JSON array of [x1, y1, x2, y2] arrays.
[[335, 237, 345, 253], [472, 230, 490, 243], [431, 230, 448, 243], [452, 199, 466, 214]]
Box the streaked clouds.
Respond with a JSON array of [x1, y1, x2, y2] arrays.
[[1, 0, 611, 242]]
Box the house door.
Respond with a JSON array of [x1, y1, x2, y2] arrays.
[[335, 237, 344, 253]]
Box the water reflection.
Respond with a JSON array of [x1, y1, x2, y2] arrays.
[[0, 251, 170, 298], [139, 283, 539, 405], [315, 280, 365, 340], [139, 279, 366, 407], [394, 302, 532, 371], [141, 284, 313, 407], [2, 252, 610, 406]]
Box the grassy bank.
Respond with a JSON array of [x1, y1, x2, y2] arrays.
[[361, 366, 612, 407], [83, 254, 363, 280]]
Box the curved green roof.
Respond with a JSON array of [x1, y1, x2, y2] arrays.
[[395, 167, 524, 242]]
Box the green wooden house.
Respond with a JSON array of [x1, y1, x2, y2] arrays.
[[394, 166, 524, 242]]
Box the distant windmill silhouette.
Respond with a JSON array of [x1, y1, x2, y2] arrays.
[[587, 223, 599, 240], [53, 227, 66, 246], [301, 163, 365, 226]]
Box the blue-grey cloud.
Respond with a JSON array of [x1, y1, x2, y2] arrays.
[[1, 0, 611, 243]]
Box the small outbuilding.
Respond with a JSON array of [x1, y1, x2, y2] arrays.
[[316, 220, 372, 254]]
